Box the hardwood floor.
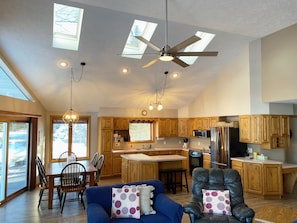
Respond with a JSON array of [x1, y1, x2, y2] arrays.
[[1, 175, 297, 223]]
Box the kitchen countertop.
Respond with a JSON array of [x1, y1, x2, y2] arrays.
[[231, 157, 297, 170], [120, 153, 187, 162], [112, 147, 185, 153]]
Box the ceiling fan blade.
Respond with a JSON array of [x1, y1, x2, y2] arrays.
[[135, 36, 161, 52], [142, 58, 159, 68], [174, 51, 218, 56], [172, 57, 189, 68], [168, 35, 201, 53]]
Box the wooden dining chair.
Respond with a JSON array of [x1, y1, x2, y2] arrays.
[[94, 154, 104, 186], [90, 152, 99, 167], [35, 156, 60, 208], [58, 151, 77, 162], [59, 162, 86, 213]]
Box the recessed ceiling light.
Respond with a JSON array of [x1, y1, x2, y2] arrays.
[[170, 72, 180, 79], [121, 67, 129, 74], [57, 60, 69, 69]]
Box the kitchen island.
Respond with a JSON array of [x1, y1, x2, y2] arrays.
[[121, 153, 187, 184]]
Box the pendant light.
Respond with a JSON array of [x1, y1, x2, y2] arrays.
[[148, 71, 168, 111], [63, 62, 85, 124]]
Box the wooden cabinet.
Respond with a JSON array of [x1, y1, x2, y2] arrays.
[[98, 117, 114, 177], [209, 116, 226, 128], [112, 153, 123, 176], [157, 118, 178, 137], [114, 117, 130, 130], [121, 159, 158, 183], [239, 115, 251, 143], [178, 118, 189, 137], [243, 162, 263, 195], [181, 150, 189, 172], [100, 117, 113, 129], [203, 153, 211, 169], [231, 160, 243, 180], [239, 115, 290, 149], [189, 116, 226, 134], [242, 162, 282, 198], [262, 164, 283, 196]]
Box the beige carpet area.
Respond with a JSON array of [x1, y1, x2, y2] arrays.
[[254, 205, 297, 223]]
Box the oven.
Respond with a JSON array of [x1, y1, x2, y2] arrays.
[[189, 150, 203, 175]]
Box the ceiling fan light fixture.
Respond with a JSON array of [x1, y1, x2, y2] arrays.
[[159, 55, 174, 61]]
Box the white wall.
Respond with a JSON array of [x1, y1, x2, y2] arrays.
[[262, 23, 297, 103], [185, 46, 251, 117]]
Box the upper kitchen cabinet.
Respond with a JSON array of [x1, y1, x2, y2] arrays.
[[178, 118, 189, 137], [209, 116, 226, 129], [100, 116, 113, 129], [239, 115, 290, 149], [189, 116, 226, 135], [114, 117, 130, 130], [156, 118, 178, 137]]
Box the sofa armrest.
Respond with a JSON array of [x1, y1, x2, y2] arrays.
[[154, 194, 183, 223], [87, 203, 111, 223], [232, 203, 255, 223], [183, 198, 203, 223]]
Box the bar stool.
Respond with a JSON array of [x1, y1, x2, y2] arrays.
[[159, 168, 189, 194]]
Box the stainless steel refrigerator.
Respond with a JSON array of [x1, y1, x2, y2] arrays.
[[210, 127, 247, 168]]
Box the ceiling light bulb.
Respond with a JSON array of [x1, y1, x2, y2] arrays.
[[159, 55, 174, 62], [157, 103, 163, 111], [121, 68, 128, 73], [148, 104, 154, 110]]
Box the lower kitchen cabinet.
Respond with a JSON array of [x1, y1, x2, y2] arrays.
[[203, 153, 211, 169], [181, 150, 189, 172], [242, 162, 283, 198], [231, 160, 243, 180]]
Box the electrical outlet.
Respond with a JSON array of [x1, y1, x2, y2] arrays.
[[198, 142, 200, 146], [248, 147, 253, 153], [163, 141, 166, 144], [179, 140, 181, 144]]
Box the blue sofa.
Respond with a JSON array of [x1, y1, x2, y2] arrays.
[[86, 179, 183, 223]]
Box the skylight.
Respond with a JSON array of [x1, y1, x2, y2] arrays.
[[121, 20, 157, 59], [179, 31, 215, 65], [0, 58, 34, 101], [53, 3, 84, 51]]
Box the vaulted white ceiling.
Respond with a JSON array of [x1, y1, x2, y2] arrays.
[[1, 0, 297, 113]]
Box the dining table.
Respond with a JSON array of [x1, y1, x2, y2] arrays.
[[45, 160, 97, 209]]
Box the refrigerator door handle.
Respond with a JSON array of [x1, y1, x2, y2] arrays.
[[211, 161, 228, 167]]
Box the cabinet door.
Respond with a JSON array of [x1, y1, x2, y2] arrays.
[[262, 164, 283, 197], [101, 152, 112, 177], [188, 118, 195, 137], [178, 118, 189, 137], [201, 118, 210, 130], [231, 160, 243, 181], [195, 118, 203, 130], [169, 118, 178, 136], [239, 116, 251, 143], [251, 115, 262, 144], [101, 117, 113, 129], [112, 153, 122, 176], [157, 119, 168, 137], [114, 118, 130, 130], [181, 150, 189, 172], [243, 163, 262, 194], [278, 116, 290, 148], [101, 130, 113, 153], [203, 153, 211, 169]]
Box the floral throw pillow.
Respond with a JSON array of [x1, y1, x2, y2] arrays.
[[202, 189, 232, 215], [111, 187, 140, 219]]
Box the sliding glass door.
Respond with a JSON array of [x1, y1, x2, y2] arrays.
[[0, 121, 29, 203]]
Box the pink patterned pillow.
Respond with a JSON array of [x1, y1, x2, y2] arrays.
[[202, 189, 232, 215], [111, 187, 140, 219]]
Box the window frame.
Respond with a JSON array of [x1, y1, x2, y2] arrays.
[[50, 115, 90, 162], [128, 120, 155, 143]]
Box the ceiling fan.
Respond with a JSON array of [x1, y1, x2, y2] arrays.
[[135, 0, 218, 68]]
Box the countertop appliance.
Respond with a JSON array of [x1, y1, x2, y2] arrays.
[[189, 150, 203, 175], [210, 127, 247, 168], [193, 130, 210, 138]]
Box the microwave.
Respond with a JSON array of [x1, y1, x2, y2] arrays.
[[193, 130, 210, 138]]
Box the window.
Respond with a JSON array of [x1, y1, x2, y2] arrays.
[[121, 19, 157, 59], [53, 3, 84, 51], [129, 121, 154, 142], [50, 116, 90, 161], [0, 58, 34, 101]]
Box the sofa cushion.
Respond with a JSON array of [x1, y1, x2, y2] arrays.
[[111, 187, 141, 219], [202, 189, 231, 215]]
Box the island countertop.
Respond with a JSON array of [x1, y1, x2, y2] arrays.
[[120, 153, 187, 162], [113, 147, 185, 153], [231, 157, 283, 165]]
